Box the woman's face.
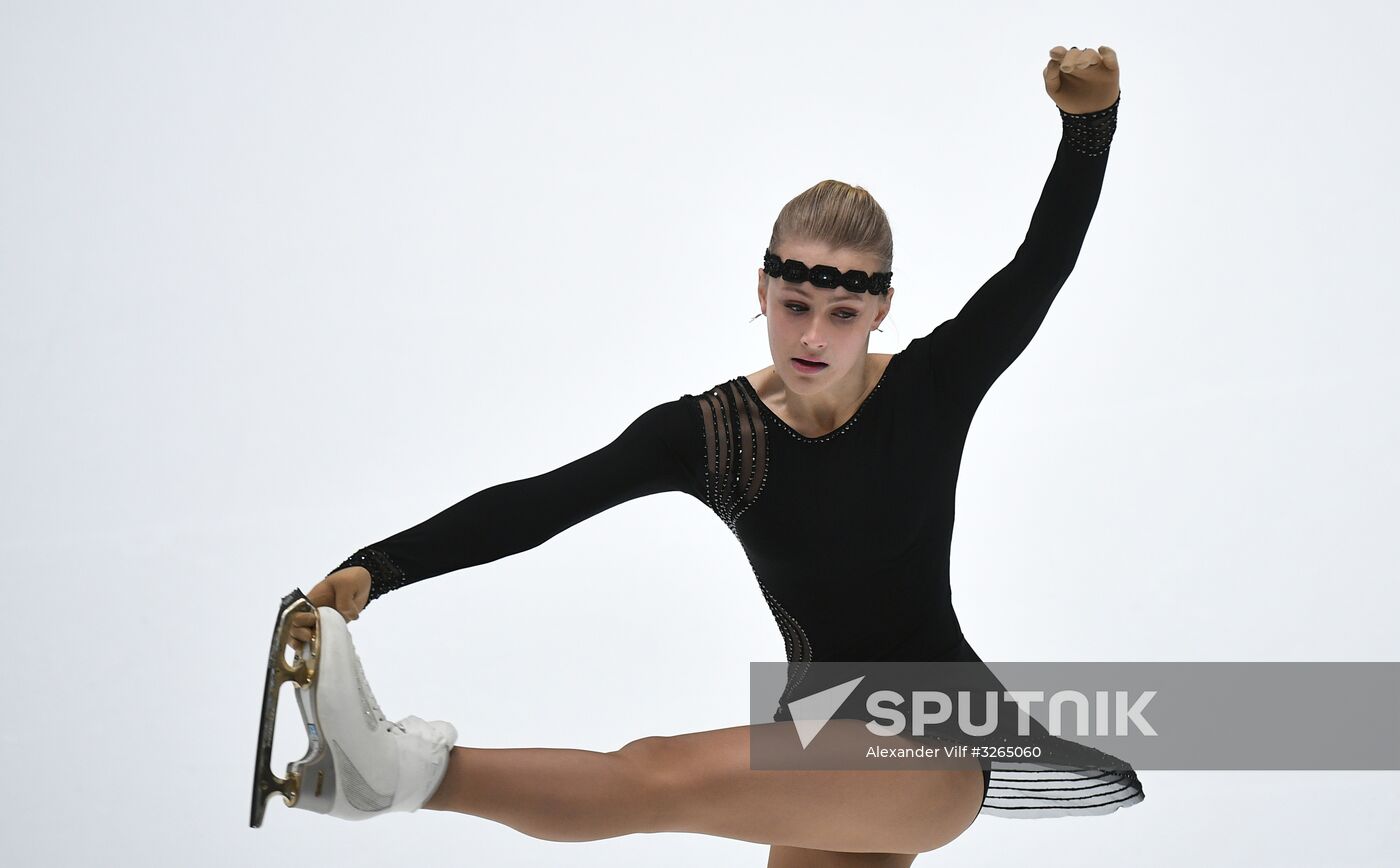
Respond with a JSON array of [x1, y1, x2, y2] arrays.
[[757, 241, 893, 393]]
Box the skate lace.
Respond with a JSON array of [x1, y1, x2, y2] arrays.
[[351, 645, 405, 735]]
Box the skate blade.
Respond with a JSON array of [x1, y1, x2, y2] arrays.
[[249, 588, 321, 828]]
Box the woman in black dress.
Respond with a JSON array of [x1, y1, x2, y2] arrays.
[[290, 44, 1140, 866]]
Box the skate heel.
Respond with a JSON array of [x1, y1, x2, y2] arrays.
[[283, 705, 338, 816]]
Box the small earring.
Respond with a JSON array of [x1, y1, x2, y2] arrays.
[[875, 326, 884, 332], [749, 312, 764, 322]]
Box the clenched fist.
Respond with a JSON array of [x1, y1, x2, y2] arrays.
[[289, 565, 371, 653], [1044, 45, 1120, 115]]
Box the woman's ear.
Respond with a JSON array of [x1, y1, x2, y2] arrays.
[[872, 288, 894, 329]]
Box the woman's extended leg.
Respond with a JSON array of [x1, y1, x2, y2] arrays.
[[422, 719, 984, 855], [768, 845, 919, 868]]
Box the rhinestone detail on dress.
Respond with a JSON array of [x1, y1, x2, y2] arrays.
[[696, 382, 813, 714], [1059, 91, 1120, 157], [737, 365, 892, 444], [332, 546, 409, 608]]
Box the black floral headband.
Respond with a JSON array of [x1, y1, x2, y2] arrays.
[[763, 248, 893, 296]]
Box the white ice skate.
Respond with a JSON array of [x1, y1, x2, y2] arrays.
[[250, 589, 458, 827]]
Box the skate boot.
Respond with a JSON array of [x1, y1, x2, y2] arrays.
[[251, 589, 457, 826]]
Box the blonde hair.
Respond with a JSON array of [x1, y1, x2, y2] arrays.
[[766, 180, 894, 276]]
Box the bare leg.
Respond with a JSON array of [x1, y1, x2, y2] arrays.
[[423, 719, 983, 855], [768, 845, 919, 868]]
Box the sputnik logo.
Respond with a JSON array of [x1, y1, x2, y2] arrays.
[[788, 676, 866, 748]]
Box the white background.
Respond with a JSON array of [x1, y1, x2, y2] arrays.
[[3, 1, 1397, 865]]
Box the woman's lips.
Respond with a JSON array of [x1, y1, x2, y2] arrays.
[[791, 357, 828, 374]]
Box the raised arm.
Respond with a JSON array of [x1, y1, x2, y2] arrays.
[[330, 397, 702, 608], [917, 92, 1120, 412]]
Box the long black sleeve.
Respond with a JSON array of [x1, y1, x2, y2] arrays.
[[915, 93, 1120, 411], [331, 397, 703, 607]]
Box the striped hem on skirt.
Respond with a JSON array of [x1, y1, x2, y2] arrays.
[[981, 761, 1146, 818]]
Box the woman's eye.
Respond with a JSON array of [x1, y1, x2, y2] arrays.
[[785, 303, 858, 321]]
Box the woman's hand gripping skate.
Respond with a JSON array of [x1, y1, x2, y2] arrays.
[[289, 566, 371, 654]]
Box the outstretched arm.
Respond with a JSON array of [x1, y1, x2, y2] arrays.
[[922, 46, 1122, 411], [331, 397, 702, 607]]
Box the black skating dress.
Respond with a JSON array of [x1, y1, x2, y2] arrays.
[[331, 94, 1144, 818]]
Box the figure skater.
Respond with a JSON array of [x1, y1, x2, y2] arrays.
[[276, 45, 1142, 866]]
